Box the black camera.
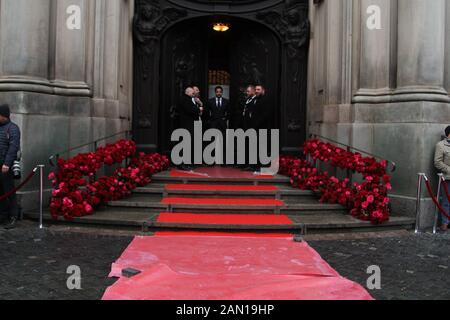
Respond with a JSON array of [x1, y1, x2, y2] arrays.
[[12, 151, 21, 180]]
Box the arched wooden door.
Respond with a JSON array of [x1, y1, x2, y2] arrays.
[[229, 19, 281, 130], [159, 20, 208, 154]]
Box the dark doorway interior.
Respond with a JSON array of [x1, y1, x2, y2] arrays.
[[207, 25, 231, 99], [133, 0, 310, 155], [159, 17, 281, 154]]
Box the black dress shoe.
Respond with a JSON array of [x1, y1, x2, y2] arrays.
[[4, 217, 17, 230]]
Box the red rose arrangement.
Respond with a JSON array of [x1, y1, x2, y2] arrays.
[[280, 139, 392, 224], [49, 140, 169, 220]]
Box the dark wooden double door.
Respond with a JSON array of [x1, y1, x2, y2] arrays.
[[159, 18, 281, 154]]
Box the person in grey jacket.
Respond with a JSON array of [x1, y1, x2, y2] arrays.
[[0, 105, 21, 229], [434, 126, 450, 232]]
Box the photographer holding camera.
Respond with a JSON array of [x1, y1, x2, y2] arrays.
[[0, 105, 21, 230]]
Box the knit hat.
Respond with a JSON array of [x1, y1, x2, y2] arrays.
[[445, 126, 450, 138], [0, 104, 10, 118]]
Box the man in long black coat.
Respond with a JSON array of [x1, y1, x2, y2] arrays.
[[247, 85, 272, 171], [250, 85, 271, 131], [177, 87, 203, 170]]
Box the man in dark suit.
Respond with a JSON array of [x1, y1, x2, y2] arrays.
[[242, 86, 257, 130], [246, 85, 271, 172], [177, 87, 203, 170], [250, 85, 271, 131], [231, 86, 256, 130], [237, 86, 257, 170], [205, 86, 230, 134]]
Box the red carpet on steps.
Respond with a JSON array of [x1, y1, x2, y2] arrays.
[[165, 184, 279, 192], [170, 167, 274, 179], [102, 166, 372, 300], [157, 213, 293, 225], [102, 235, 373, 300], [162, 197, 285, 206], [154, 231, 292, 238]]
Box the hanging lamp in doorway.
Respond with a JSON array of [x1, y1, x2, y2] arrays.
[[213, 22, 230, 32]]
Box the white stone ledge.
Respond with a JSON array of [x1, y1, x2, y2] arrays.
[[353, 87, 450, 104], [0, 78, 92, 97]]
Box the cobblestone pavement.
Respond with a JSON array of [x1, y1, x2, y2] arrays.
[[0, 223, 132, 300], [309, 233, 450, 300], [1, 221, 449, 300]]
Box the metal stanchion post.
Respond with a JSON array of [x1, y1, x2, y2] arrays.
[[37, 165, 45, 229], [415, 173, 426, 234], [433, 174, 444, 234]]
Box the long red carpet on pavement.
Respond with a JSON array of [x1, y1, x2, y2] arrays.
[[102, 235, 373, 300], [102, 167, 372, 300]]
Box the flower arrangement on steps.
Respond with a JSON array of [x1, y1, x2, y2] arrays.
[[280, 139, 392, 224], [48, 139, 169, 221]]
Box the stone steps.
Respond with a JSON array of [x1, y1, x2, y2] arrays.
[[24, 167, 416, 235], [151, 170, 290, 185], [106, 193, 347, 215], [134, 183, 316, 201], [24, 209, 415, 235]]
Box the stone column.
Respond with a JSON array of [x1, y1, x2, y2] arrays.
[[354, 0, 397, 100], [445, 1, 450, 94], [53, 0, 94, 92], [0, 0, 51, 80], [397, 0, 447, 98]]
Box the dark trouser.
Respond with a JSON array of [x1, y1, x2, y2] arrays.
[[0, 171, 19, 220], [209, 119, 228, 165], [440, 180, 450, 226]]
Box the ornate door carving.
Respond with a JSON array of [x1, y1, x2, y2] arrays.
[[159, 21, 208, 154], [229, 21, 281, 130], [256, 0, 310, 152]]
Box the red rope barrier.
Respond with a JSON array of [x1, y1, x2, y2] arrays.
[[0, 169, 37, 202], [441, 177, 450, 204], [424, 179, 450, 220]]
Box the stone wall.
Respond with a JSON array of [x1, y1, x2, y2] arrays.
[[0, 0, 134, 211], [308, 0, 450, 229]]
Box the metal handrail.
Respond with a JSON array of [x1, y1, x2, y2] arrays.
[[49, 130, 132, 166], [309, 133, 397, 173]]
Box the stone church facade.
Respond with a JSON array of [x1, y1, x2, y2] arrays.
[[0, 0, 447, 223]]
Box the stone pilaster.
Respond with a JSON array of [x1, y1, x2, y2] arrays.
[[0, 0, 52, 81], [0, 0, 134, 211], [396, 0, 447, 100], [355, 0, 396, 94]]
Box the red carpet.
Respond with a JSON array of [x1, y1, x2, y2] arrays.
[[165, 184, 278, 192], [162, 197, 285, 206], [102, 166, 372, 300], [102, 236, 373, 300], [170, 167, 274, 179], [154, 231, 292, 238], [157, 213, 293, 225], [170, 170, 208, 178]]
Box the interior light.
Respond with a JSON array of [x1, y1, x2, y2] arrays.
[[213, 23, 230, 32]]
